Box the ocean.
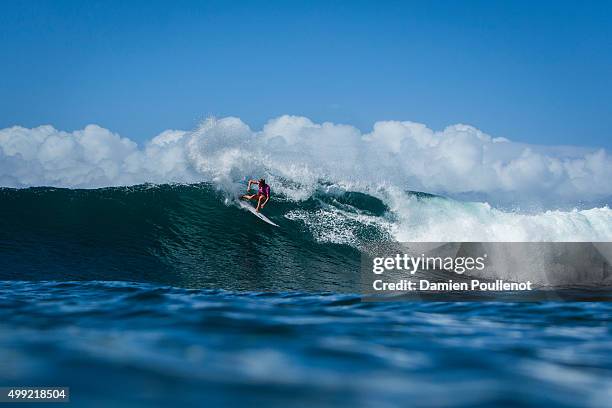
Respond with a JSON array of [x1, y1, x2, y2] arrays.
[[1, 184, 611, 407]]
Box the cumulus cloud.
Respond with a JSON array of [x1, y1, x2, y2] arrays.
[[1, 116, 611, 207]]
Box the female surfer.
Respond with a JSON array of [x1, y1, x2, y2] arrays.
[[241, 178, 271, 212]]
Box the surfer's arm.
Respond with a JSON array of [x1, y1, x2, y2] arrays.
[[260, 195, 270, 208], [246, 179, 257, 191]]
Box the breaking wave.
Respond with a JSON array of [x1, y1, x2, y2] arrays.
[[1, 184, 611, 289]]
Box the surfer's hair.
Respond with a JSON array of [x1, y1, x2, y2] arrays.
[[259, 178, 265, 184]]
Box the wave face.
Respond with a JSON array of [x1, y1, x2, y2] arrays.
[[0, 184, 361, 291], [1, 184, 611, 289]]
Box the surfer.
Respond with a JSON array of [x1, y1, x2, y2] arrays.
[[241, 178, 270, 212]]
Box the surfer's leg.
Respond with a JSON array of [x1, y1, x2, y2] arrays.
[[242, 194, 256, 200], [256, 195, 265, 211]]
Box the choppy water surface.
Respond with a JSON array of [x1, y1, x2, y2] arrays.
[[1, 281, 611, 408]]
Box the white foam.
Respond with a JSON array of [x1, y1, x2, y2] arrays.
[[383, 188, 612, 242], [285, 204, 394, 247]]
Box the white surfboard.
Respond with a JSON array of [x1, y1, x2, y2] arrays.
[[239, 201, 279, 227]]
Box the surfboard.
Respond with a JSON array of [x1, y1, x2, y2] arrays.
[[239, 201, 279, 227]]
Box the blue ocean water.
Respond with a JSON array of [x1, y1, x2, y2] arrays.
[[1, 185, 611, 407], [1, 281, 611, 407]]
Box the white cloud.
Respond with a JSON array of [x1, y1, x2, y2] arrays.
[[1, 116, 611, 207]]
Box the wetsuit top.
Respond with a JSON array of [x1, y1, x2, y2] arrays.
[[259, 184, 270, 198]]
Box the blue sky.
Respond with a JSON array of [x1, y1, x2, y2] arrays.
[[1, 0, 611, 147]]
